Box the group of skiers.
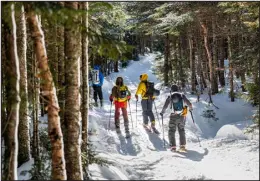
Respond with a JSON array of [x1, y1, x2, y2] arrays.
[[90, 65, 193, 152]]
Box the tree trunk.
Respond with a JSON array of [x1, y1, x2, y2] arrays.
[[57, 3, 65, 130], [218, 37, 225, 87], [178, 37, 185, 88], [200, 21, 214, 97], [26, 5, 67, 180], [64, 2, 83, 180], [212, 17, 219, 93], [81, 0, 89, 157], [81, 2, 89, 178], [150, 34, 153, 53], [164, 33, 170, 86], [114, 60, 119, 72], [188, 34, 196, 94], [5, 4, 21, 180], [32, 51, 39, 159], [227, 35, 235, 102], [16, 5, 30, 166]]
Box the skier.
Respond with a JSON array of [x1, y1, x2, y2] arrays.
[[91, 65, 104, 107], [160, 84, 193, 152], [109, 77, 131, 138], [135, 73, 160, 134]]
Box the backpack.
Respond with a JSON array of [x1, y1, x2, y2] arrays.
[[171, 93, 184, 111], [92, 69, 100, 84], [117, 86, 128, 99], [144, 81, 160, 98]]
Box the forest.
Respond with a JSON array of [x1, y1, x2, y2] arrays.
[[1, 1, 259, 180]]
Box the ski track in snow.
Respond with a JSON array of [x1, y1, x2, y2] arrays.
[[18, 53, 259, 180]]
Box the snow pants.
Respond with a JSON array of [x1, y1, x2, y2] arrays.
[[93, 85, 103, 102], [168, 113, 186, 147], [114, 101, 129, 133], [141, 99, 155, 125]]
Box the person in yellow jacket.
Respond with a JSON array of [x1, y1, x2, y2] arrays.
[[135, 73, 159, 133]]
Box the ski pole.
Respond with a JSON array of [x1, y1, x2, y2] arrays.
[[161, 114, 165, 148], [136, 100, 138, 127], [189, 110, 202, 147], [153, 101, 161, 128], [108, 102, 112, 129], [128, 100, 133, 129]]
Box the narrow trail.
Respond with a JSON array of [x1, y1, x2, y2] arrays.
[[88, 53, 259, 180]]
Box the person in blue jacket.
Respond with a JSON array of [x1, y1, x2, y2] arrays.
[[91, 65, 104, 107]]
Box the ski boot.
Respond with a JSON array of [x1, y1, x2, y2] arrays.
[[170, 146, 177, 152], [94, 101, 98, 107], [116, 127, 121, 134], [125, 131, 131, 138], [178, 145, 187, 152]]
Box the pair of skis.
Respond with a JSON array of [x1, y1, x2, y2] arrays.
[[143, 125, 160, 134]]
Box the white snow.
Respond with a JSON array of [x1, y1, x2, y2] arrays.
[[17, 53, 259, 180], [87, 53, 259, 180], [215, 124, 248, 140]]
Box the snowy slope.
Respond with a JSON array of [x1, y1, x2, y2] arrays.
[[88, 53, 259, 180], [17, 53, 259, 180]]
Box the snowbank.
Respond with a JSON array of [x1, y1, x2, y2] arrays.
[[215, 124, 248, 140]]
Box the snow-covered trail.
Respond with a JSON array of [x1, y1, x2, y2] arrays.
[[88, 53, 259, 180]]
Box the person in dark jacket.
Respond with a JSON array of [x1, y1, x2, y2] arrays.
[[160, 84, 193, 152]]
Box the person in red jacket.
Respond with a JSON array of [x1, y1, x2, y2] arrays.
[[109, 77, 131, 137]]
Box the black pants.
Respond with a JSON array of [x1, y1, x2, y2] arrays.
[[93, 85, 103, 102]]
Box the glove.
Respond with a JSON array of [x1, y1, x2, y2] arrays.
[[109, 95, 113, 102], [127, 95, 131, 100], [135, 94, 138, 101], [160, 112, 163, 117]]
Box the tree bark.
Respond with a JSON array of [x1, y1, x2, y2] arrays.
[[227, 35, 235, 102], [5, 4, 21, 180], [32, 51, 40, 159], [178, 36, 185, 88], [57, 3, 65, 130], [218, 37, 225, 87], [26, 4, 67, 180], [64, 2, 83, 180], [6, 3, 21, 179], [164, 33, 170, 86], [81, 2, 89, 178], [188, 34, 196, 94], [16, 5, 30, 166], [150, 34, 153, 53], [114, 60, 119, 72], [81, 0, 89, 154], [200, 21, 214, 97], [212, 16, 219, 93]]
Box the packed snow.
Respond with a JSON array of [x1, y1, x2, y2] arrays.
[[87, 53, 259, 180], [18, 53, 259, 180]]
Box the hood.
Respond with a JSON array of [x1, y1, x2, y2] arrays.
[[94, 65, 100, 70], [116, 76, 124, 86], [171, 84, 179, 92], [140, 73, 148, 81]]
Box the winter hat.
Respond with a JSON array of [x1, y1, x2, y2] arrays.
[[171, 84, 179, 92]]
